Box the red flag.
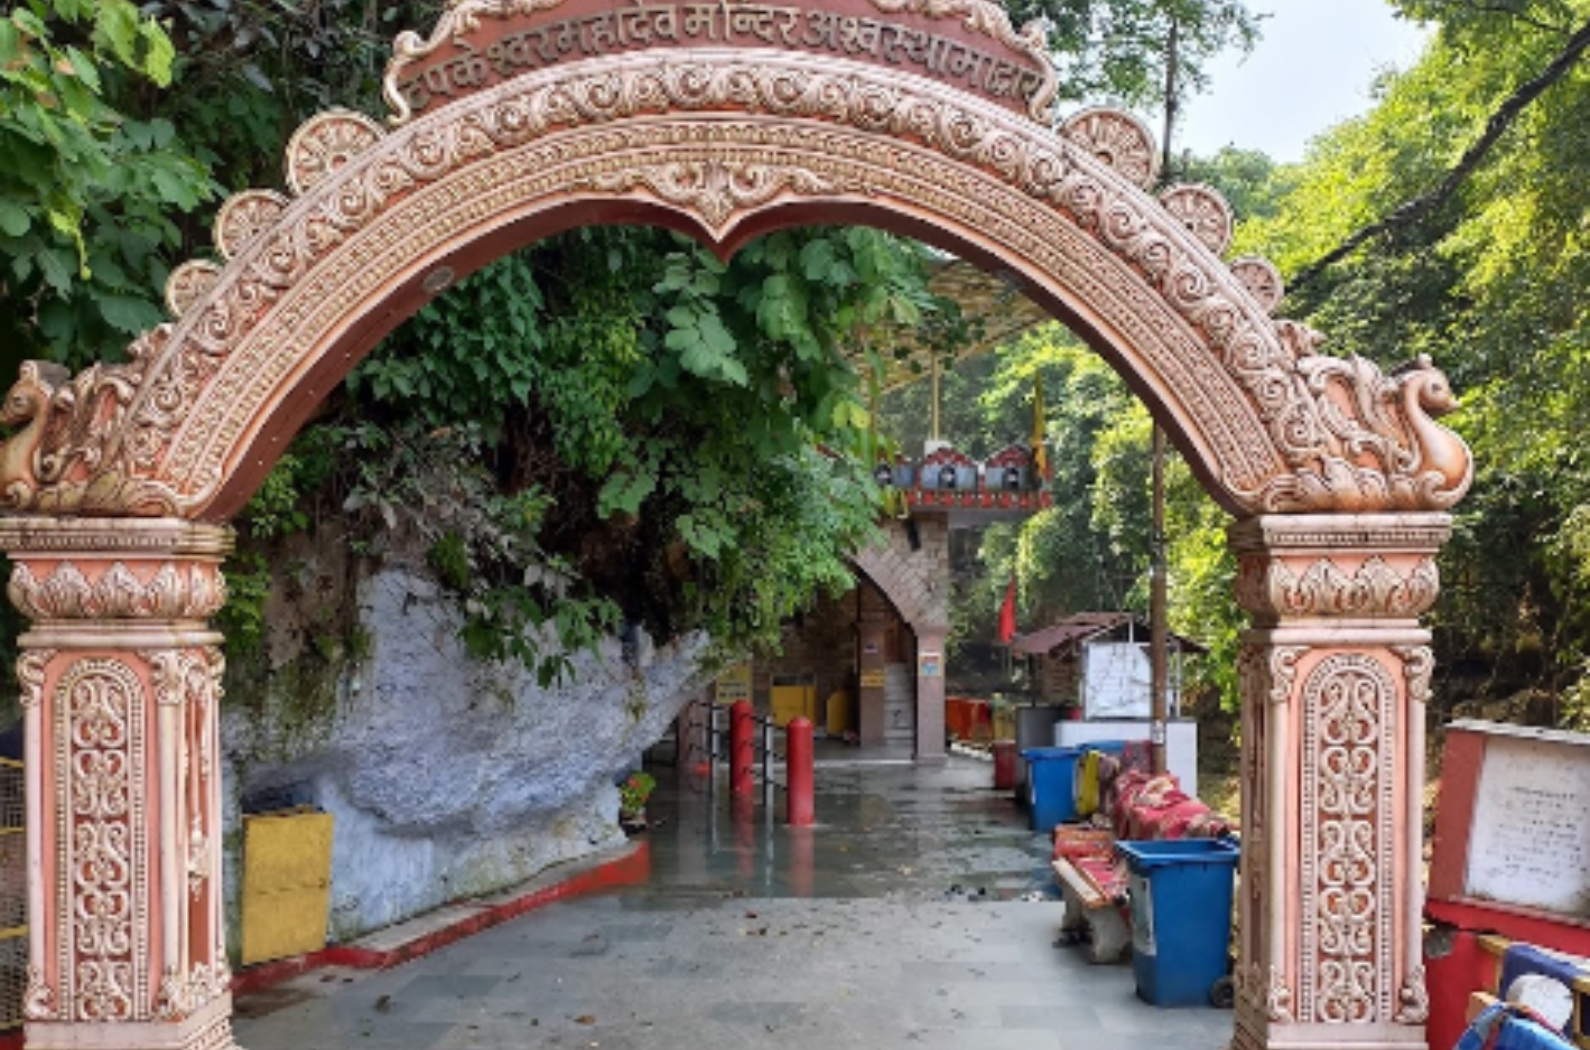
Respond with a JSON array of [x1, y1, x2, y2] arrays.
[[997, 573, 1018, 644]]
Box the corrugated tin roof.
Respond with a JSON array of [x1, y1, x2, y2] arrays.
[[1010, 611, 1207, 656]]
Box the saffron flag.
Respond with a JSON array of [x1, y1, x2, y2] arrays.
[[997, 573, 1018, 644], [1031, 376, 1049, 480]]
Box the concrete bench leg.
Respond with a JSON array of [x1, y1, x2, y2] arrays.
[[1084, 907, 1132, 964], [1058, 882, 1091, 939]]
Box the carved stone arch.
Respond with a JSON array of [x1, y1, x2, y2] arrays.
[[0, 3, 1474, 1050], [0, 61, 1469, 521]]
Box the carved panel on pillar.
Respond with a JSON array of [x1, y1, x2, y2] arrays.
[[1229, 514, 1448, 1050], [1300, 652, 1395, 1024], [0, 518, 238, 1050]]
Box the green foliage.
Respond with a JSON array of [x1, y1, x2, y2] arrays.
[[1007, 0, 1262, 116], [1239, 1, 1590, 714], [0, 2, 216, 370]]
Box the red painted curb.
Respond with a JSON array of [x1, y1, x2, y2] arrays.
[[231, 839, 650, 997]]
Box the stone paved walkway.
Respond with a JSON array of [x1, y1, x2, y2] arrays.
[[233, 752, 1234, 1050]]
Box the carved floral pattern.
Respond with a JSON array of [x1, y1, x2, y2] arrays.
[[1235, 555, 1440, 620], [145, 648, 226, 900], [1301, 653, 1395, 1024], [9, 561, 227, 622], [213, 190, 290, 261], [23, 964, 57, 1021], [1059, 106, 1158, 188], [1231, 256, 1284, 314], [1159, 183, 1233, 255], [585, 159, 850, 231], [164, 262, 222, 322], [285, 110, 387, 196], [56, 658, 149, 1023]]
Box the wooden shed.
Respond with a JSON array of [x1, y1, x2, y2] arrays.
[[1011, 612, 1205, 717]]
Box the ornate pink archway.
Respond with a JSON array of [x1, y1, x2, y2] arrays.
[[0, 1, 1469, 1048]]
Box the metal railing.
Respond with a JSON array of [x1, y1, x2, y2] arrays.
[[1, 756, 25, 1033], [703, 701, 786, 807]]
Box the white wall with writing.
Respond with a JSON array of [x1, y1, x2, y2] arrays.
[[1465, 734, 1590, 916]]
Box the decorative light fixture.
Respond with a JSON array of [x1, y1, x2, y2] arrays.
[[873, 463, 894, 487], [939, 464, 958, 489], [1004, 466, 1023, 491]]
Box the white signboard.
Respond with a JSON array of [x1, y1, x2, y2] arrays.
[[1082, 642, 1151, 720], [1464, 734, 1590, 916]]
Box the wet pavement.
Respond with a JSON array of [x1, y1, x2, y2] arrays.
[[233, 749, 1234, 1049]]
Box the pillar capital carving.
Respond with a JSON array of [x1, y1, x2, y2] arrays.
[[0, 517, 233, 559], [1229, 514, 1450, 624]]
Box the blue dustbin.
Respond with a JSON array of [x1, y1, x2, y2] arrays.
[[1021, 747, 1081, 830], [1117, 838, 1241, 1007]]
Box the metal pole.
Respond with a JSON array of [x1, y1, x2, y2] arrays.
[[930, 355, 941, 442], [1150, 422, 1168, 775], [762, 719, 775, 810], [705, 704, 718, 801]]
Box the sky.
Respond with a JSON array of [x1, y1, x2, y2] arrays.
[[1177, 0, 1432, 163]]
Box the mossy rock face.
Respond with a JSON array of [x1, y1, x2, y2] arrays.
[[222, 566, 711, 943]]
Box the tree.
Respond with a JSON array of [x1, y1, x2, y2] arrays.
[[1238, 0, 1590, 719], [1009, 0, 1261, 163], [0, 2, 213, 370]]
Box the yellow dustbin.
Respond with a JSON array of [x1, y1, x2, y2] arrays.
[[771, 683, 815, 726], [825, 691, 854, 736], [241, 808, 334, 965]]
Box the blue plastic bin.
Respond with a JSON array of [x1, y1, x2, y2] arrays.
[[1021, 742, 1126, 830], [1117, 838, 1240, 1007], [1021, 747, 1081, 830]]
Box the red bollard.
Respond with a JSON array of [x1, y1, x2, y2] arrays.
[[786, 717, 814, 826], [730, 700, 754, 796]]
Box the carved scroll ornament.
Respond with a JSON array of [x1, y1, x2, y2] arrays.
[[9, 561, 227, 622], [0, 44, 1473, 522], [1235, 555, 1441, 621]]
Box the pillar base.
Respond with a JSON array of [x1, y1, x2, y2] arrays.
[[26, 997, 238, 1050], [1233, 1008, 1427, 1050]]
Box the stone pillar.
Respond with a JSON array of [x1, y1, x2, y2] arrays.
[[913, 625, 948, 763], [1229, 514, 1444, 1050], [856, 613, 889, 748], [2, 518, 239, 1050]]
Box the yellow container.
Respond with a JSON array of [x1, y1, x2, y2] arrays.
[[241, 808, 334, 965], [825, 691, 853, 736], [770, 684, 815, 727], [992, 704, 1016, 743]]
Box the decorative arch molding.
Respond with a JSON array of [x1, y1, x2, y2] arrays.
[[0, 4, 1472, 1050], [0, 50, 1469, 523]]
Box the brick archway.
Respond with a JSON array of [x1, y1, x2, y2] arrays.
[[851, 516, 950, 758], [0, 2, 1470, 1049]]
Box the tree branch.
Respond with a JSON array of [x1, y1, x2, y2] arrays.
[[1289, 12, 1590, 294], [1424, 0, 1572, 35]]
